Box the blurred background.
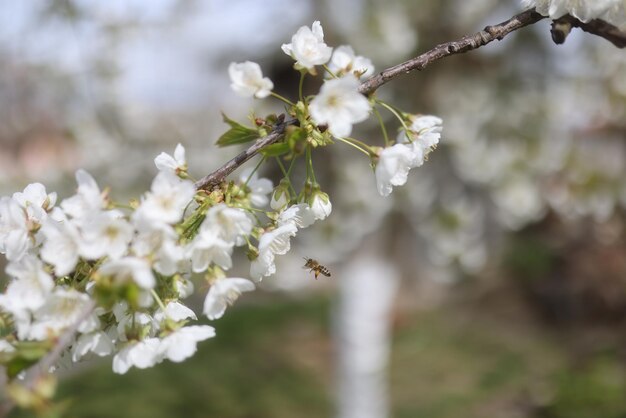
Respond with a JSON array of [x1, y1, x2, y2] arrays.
[[3, 0, 626, 417]]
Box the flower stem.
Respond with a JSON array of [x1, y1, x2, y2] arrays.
[[275, 157, 298, 196], [322, 64, 338, 79], [373, 107, 390, 147], [298, 72, 306, 102], [270, 92, 295, 106], [376, 99, 409, 132], [243, 156, 266, 189], [335, 137, 372, 157], [305, 145, 317, 184], [150, 289, 167, 312]]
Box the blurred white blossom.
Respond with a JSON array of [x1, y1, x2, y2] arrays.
[[154, 143, 187, 174], [328, 45, 375, 79], [203, 278, 255, 320], [228, 61, 274, 99]]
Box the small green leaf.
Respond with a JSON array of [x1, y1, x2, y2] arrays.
[[7, 357, 38, 379], [14, 341, 51, 361], [260, 143, 290, 157], [216, 113, 259, 147]]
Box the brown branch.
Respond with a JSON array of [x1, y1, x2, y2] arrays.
[[0, 300, 96, 417], [358, 9, 545, 95], [552, 14, 626, 48], [195, 116, 296, 190]]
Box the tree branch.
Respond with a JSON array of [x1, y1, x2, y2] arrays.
[[358, 9, 546, 94], [25, 300, 97, 385], [552, 14, 626, 48], [194, 116, 296, 190], [0, 300, 96, 417]]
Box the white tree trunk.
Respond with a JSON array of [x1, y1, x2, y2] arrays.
[[335, 256, 400, 418]]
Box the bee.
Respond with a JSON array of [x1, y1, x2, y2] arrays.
[[303, 258, 331, 279]]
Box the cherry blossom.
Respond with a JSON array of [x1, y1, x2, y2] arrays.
[[228, 61, 274, 99]]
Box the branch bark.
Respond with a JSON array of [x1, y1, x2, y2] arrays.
[[0, 300, 96, 417], [358, 9, 546, 95], [194, 116, 296, 190], [552, 14, 626, 48]]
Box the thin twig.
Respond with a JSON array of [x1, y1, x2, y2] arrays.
[[195, 116, 296, 190], [27, 300, 97, 384], [358, 9, 546, 95], [552, 14, 626, 48], [0, 300, 97, 417]]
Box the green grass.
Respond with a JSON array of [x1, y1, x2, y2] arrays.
[[10, 293, 626, 418]]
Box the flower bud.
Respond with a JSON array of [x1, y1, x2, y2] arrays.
[[270, 180, 291, 211], [309, 189, 332, 220], [300, 182, 332, 220]]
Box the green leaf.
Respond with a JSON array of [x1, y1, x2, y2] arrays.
[[260, 142, 290, 157], [13, 341, 51, 361], [216, 113, 259, 147], [7, 357, 38, 379]]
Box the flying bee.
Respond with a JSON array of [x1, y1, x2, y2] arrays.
[[303, 258, 331, 279]]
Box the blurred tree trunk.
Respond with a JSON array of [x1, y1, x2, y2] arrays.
[[335, 254, 400, 418]]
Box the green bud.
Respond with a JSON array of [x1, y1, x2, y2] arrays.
[[270, 180, 291, 211]]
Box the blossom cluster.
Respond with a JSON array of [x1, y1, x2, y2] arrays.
[[0, 140, 333, 378], [228, 21, 443, 198], [0, 20, 441, 399]]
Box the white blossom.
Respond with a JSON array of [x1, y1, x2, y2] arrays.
[[132, 220, 184, 276], [154, 301, 197, 323], [239, 168, 273, 207], [12, 183, 56, 224], [98, 257, 156, 289], [228, 61, 274, 99], [493, 178, 546, 230], [203, 278, 255, 320], [174, 277, 195, 299], [153, 237, 187, 276], [277, 204, 316, 229], [521, 0, 618, 23], [188, 229, 234, 273], [28, 289, 98, 340], [309, 192, 332, 221], [0, 256, 54, 316], [250, 223, 297, 281], [79, 210, 133, 260], [375, 144, 422, 197], [201, 203, 253, 246], [0, 340, 15, 353], [270, 182, 290, 211], [133, 171, 196, 225], [157, 325, 215, 363], [398, 115, 443, 161], [72, 331, 114, 362], [112, 338, 161, 374], [281, 21, 333, 70], [116, 311, 154, 342], [154, 143, 187, 174], [0, 196, 30, 261], [40, 210, 81, 276], [310, 75, 371, 138], [327, 45, 375, 79], [60, 170, 105, 221]]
